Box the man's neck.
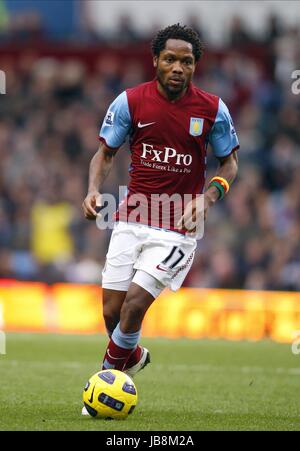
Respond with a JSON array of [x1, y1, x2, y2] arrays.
[[156, 80, 188, 103]]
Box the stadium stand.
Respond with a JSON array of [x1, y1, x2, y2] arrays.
[[0, 12, 299, 291]]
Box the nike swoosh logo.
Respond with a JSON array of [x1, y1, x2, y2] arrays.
[[88, 385, 96, 403], [107, 349, 125, 360], [137, 121, 156, 128], [156, 264, 168, 272]]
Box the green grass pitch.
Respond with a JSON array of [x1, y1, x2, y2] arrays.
[[0, 333, 300, 431]]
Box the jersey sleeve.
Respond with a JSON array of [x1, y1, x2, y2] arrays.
[[208, 98, 240, 157], [99, 91, 132, 149]]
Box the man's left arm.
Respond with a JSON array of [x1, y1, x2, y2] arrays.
[[204, 150, 238, 210], [196, 97, 239, 220], [177, 98, 239, 232]]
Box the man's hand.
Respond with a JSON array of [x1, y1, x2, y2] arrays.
[[176, 191, 218, 234], [82, 191, 102, 220], [177, 152, 238, 233]]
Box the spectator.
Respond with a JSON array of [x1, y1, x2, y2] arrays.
[[228, 15, 254, 48], [0, 18, 299, 291]]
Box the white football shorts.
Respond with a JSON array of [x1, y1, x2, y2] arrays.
[[102, 221, 197, 297]]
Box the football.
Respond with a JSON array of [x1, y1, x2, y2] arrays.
[[82, 369, 138, 419]]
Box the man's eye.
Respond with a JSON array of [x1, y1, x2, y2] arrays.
[[165, 58, 174, 63]]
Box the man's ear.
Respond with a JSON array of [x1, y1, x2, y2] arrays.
[[153, 56, 158, 68]]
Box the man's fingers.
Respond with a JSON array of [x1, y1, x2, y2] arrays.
[[176, 216, 184, 228], [86, 204, 98, 216], [95, 194, 102, 206], [177, 207, 204, 232], [82, 201, 98, 219], [94, 195, 103, 216], [183, 217, 197, 231], [82, 192, 103, 220], [176, 203, 193, 228], [95, 205, 104, 214], [177, 216, 194, 231]]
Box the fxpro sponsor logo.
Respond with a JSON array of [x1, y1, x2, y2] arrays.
[[141, 143, 192, 168], [0, 70, 6, 94], [291, 70, 300, 95]]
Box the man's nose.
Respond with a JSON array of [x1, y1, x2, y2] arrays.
[[172, 61, 183, 73]]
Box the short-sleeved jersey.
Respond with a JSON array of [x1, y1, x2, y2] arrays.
[[99, 79, 239, 233]]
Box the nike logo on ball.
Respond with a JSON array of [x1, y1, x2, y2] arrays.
[[137, 121, 156, 128], [88, 385, 96, 403]]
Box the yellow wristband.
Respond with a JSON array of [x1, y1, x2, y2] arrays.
[[209, 176, 230, 194]]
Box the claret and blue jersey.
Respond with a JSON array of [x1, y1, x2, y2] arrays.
[[99, 79, 239, 232]]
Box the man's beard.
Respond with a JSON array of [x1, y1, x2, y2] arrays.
[[157, 72, 187, 99]]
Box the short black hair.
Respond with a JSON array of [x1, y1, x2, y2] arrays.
[[151, 23, 204, 62]]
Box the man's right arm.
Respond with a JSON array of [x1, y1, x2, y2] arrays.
[[82, 142, 118, 220], [82, 90, 132, 220]]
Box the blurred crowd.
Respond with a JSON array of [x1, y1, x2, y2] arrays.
[[0, 13, 299, 291]]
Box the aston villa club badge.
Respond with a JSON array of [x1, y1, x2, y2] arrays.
[[189, 118, 204, 136]]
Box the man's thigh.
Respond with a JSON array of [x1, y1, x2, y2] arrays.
[[102, 223, 143, 291], [133, 234, 196, 291]]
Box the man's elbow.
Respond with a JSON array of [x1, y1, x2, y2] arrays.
[[231, 152, 239, 183], [232, 151, 238, 172]]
